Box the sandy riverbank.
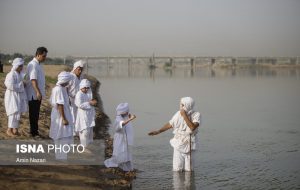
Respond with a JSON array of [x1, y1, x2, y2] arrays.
[[0, 64, 135, 190]]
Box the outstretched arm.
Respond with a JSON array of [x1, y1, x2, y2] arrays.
[[148, 123, 172, 136]]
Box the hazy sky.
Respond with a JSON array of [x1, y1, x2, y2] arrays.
[[0, 0, 300, 57]]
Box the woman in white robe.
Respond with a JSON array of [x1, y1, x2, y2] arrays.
[[104, 103, 136, 171], [49, 71, 73, 160], [149, 97, 201, 172], [75, 79, 97, 147], [4, 58, 27, 136]]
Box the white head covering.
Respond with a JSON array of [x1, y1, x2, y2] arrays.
[[72, 60, 85, 72], [79, 79, 91, 89], [116, 103, 129, 115], [11, 58, 24, 71], [56, 71, 72, 85], [180, 97, 195, 115]]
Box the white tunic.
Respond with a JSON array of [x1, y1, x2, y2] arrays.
[[169, 111, 201, 153], [25, 58, 45, 100], [4, 70, 27, 116], [49, 85, 74, 140], [104, 116, 134, 167], [74, 90, 95, 132], [67, 73, 81, 123]]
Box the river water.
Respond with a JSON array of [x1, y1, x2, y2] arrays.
[[89, 61, 300, 190]]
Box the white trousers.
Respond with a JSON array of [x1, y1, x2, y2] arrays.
[[173, 171, 195, 190], [70, 105, 78, 136], [173, 149, 195, 172], [54, 136, 74, 160], [8, 114, 20, 128], [79, 127, 93, 147]]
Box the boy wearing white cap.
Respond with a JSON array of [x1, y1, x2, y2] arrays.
[[49, 71, 74, 160], [4, 58, 28, 136], [104, 103, 136, 171], [149, 97, 201, 172], [75, 79, 97, 147]]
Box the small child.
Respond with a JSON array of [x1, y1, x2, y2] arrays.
[[4, 58, 27, 136], [104, 103, 136, 171], [49, 71, 73, 160], [75, 79, 97, 148]]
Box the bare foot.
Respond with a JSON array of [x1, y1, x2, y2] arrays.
[[6, 130, 16, 137], [12, 129, 19, 136]]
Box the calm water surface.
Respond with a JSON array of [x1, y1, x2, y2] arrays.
[[89, 61, 300, 189]]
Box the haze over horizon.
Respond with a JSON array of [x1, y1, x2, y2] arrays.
[[0, 0, 300, 57]]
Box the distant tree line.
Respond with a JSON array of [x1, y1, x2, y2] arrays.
[[0, 53, 74, 65]]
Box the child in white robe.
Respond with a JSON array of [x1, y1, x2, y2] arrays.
[[104, 103, 136, 171], [4, 58, 28, 136], [149, 97, 201, 172], [49, 71, 74, 160], [75, 79, 97, 148]]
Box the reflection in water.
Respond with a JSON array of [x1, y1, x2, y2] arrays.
[[87, 60, 300, 79], [89, 59, 300, 189], [173, 172, 196, 190]]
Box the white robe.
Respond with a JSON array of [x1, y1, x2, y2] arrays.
[[75, 90, 95, 147], [49, 85, 74, 140], [4, 70, 27, 128], [67, 72, 81, 124], [169, 111, 201, 171], [104, 115, 134, 171]]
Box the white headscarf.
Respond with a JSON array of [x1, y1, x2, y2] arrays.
[[116, 103, 129, 115], [11, 58, 24, 71], [56, 71, 72, 85], [72, 60, 85, 72], [79, 79, 91, 89], [180, 97, 195, 115]]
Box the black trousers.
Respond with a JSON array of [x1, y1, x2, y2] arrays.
[[28, 99, 41, 136]]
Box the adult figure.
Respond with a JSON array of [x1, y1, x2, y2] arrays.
[[67, 60, 84, 133], [148, 97, 201, 171], [25, 47, 47, 137]]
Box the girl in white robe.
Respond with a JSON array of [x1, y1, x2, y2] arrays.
[[49, 71, 73, 160], [75, 79, 97, 147], [104, 103, 136, 171], [4, 58, 27, 136], [149, 97, 201, 172]]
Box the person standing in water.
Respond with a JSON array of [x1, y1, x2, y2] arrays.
[[104, 103, 136, 171], [148, 97, 201, 172]]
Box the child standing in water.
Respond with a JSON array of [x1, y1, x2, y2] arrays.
[[104, 103, 136, 171]]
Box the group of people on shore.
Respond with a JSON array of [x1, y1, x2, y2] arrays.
[[4, 47, 97, 159], [4, 47, 202, 172]]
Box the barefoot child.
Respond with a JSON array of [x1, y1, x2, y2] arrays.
[[4, 58, 28, 136], [75, 79, 97, 148], [104, 103, 136, 171], [49, 71, 73, 160]]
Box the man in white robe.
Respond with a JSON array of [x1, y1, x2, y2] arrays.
[[75, 79, 97, 147], [4, 58, 28, 136], [67, 60, 85, 135], [149, 97, 201, 171], [49, 71, 73, 160], [104, 103, 136, 171]]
